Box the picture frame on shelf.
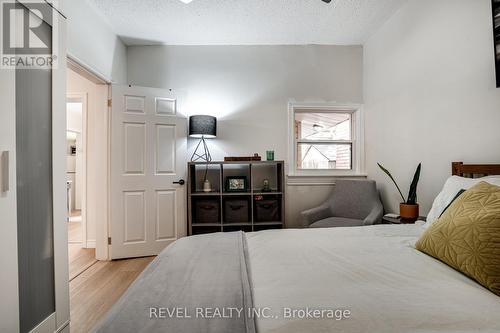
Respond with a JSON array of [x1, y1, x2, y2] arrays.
[[225, 176, 248, 192]]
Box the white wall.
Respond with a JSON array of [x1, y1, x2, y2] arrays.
[[364, 0, 500, 215], [127, 45, 363, 227], [66, 102, 82, 132], [64, 0, 127, 83], [128, 46, 363, 162]]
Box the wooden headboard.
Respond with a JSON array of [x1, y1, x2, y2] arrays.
[[452, 162, 500, 178]]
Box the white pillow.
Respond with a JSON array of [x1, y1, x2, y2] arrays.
[[425, 176, 500, 228]]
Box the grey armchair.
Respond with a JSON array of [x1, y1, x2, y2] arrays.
[[301, 179, 383, 228]]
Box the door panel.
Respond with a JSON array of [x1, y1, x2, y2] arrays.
[[156, 124, 176, 174], [16, 59, 56, 333], [156, 190, 177, 240], [123, 122, 146, 175], [155, 98, 176, 115], [123, 191, 146, 243], [110, 85, 187, 259], [125, 95, 145, 114]]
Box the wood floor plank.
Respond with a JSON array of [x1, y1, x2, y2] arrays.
[[69, 256, 155, 333], [68, 221, 82, 243], [68, 244, 97, 281], [68, 210, 82, 243]]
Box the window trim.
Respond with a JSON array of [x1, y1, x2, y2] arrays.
[[287, 102, 365, 178]]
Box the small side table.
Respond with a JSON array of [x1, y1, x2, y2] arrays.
[[381, 215, 426, 225]]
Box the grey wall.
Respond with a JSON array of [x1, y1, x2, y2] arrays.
[[65, 0, 127, 83], [364, 0, 500, 215], [127, 45, 363, 227], [66, 0, 500, 228]]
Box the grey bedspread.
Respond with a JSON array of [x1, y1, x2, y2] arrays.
[[94, 231, 256, 333]]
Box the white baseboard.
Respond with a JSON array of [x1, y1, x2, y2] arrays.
[[85, 240, 96, 248]]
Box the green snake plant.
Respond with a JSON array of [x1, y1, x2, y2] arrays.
[[377, 163, 421, 205]]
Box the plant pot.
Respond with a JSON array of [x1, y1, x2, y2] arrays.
[[400, 203, 419, 220]]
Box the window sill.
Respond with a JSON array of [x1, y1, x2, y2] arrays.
[[287, 173, 368, 186]]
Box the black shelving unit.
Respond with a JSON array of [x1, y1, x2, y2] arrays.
[[187, 161, 285, 235]]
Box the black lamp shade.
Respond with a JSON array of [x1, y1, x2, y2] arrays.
[[189, 115, 217, 138]]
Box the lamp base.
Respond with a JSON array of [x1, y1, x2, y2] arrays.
[[191, 136, 212, 162]]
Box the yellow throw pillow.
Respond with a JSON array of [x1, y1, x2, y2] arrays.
[[416, 181, 500, 296]]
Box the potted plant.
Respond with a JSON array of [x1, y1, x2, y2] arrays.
[[378, 163, 422, 220]]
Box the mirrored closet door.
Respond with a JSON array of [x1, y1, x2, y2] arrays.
[[0, 1, 68, 332], [15, 26, 55, 333]]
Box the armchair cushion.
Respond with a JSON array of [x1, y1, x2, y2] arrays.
[[301, 203, 331, 228], [301, 179, 383, 228], [309, 217, 364, 229]]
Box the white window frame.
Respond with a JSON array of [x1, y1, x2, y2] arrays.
[[287, 102, 366, 182]]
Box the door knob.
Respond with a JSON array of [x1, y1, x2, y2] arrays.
[[173, 179, 185, 185]]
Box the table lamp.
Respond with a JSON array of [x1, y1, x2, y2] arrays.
[[189, 115, 217, 162]]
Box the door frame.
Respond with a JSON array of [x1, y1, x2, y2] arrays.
[[67, 56, 112, 260], [66, 92, 88, 247], [0, 40, 20, 333], [52, 6, 70, 333]]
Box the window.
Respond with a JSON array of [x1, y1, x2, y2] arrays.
[[288, 103, 364, 177]]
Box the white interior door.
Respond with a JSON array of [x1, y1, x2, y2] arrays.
[[110, 85, 187, 259]]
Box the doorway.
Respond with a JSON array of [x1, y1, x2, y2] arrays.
[[66, 60, 110, 280], [66, 92, 94, 280]]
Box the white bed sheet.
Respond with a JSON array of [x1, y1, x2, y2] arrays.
[[246, 225, 500, 333]]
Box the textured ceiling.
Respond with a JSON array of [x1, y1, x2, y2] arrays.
[[87, 0, 406, 46]]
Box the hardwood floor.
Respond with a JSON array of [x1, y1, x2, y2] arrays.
[[69, 256, 155, 333], [68, 244, 97, 281], [67, 209, 155, 332], [68, 210, 82, 243], [68, 221, 82, 243], [68, 214, 97, 281]]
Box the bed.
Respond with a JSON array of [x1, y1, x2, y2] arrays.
[[95, 162, 500, 333]]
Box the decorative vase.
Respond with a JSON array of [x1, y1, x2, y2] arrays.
[[266, 150, 275, 161], [400, 203, 419, 220], [203, 180, 212, 193], [262, 179, 270, 192]]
